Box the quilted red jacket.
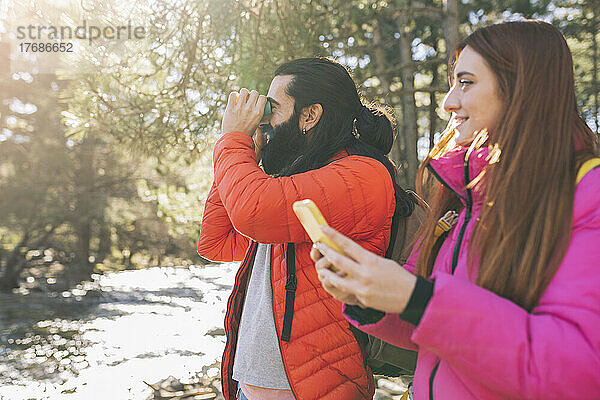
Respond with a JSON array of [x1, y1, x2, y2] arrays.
[[198, 131, 396, 399]]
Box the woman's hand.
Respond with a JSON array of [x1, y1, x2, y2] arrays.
[[310, 225, 417, 314], [222, 88, 268, 136], [310, 244, 363, 307]]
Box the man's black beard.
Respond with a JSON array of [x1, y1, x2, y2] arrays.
[[260, 112, 306, 176]]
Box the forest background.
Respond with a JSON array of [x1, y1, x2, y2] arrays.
[[1, 0, 599, 290]]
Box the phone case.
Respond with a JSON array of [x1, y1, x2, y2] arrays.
[[292, 199, 343, 254]]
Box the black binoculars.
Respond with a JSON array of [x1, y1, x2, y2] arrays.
[[261, 98, 273, 123]]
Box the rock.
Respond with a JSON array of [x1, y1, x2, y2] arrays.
[[206, 327, 225, 337], [144, 365, 222, 400], [164, 376, 185, 391]]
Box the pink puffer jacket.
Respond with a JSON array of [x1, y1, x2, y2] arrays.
[[345, 146, 600, 400]]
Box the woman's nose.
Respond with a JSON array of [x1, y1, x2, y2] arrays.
[[442, 86, 460, 114]]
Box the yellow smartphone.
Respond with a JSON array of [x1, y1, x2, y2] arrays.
[[292, 199, 344, 256]]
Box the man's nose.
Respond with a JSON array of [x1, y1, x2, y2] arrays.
[[442, 86, 460, 114]]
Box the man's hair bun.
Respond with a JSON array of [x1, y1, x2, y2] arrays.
[[355, 104, 395, 155]]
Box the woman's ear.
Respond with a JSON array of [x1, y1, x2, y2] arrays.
[[299, 103, 323, 132]]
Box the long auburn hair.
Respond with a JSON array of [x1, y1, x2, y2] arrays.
[[414, 21, 600, 311]]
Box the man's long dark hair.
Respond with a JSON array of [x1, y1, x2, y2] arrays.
[[274, 57, 414, 217]]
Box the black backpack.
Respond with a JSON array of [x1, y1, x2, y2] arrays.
[[350, 188, 427, 377]]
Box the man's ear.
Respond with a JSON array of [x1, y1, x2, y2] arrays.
[[299, 103, 323, 132]]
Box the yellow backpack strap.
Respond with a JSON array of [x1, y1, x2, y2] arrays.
[[576, 158, 600, 185], [399, 389, 410, 400]]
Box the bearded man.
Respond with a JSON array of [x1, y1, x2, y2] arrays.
[[198, 57, 405, 400]]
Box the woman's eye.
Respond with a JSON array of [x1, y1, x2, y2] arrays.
[[459, 79, 473, 88]]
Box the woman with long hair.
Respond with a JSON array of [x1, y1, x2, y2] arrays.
[[311, 20, 600, 399]]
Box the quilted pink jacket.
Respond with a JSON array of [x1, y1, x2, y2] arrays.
[[345, 146, 600, 400]]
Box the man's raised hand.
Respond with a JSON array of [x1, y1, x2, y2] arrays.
[[222, 88, 268, 136]]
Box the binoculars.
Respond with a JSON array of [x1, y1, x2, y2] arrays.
[[259, 99, 274, 141], [261, 98, 273, 123]]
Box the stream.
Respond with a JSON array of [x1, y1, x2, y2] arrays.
[[0, 263, 237, 400]]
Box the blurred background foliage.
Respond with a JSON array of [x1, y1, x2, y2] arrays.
[[1, 0, 598, 290]]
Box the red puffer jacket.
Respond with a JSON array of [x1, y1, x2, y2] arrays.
[[198, 131, 396, 400]]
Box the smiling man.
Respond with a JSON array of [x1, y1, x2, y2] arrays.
[[197, 58, 405, 400]]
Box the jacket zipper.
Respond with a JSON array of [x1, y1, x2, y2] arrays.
[[426, 154, 473, 400], [224, 242, 258, 400]]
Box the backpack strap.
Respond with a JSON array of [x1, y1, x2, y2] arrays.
[[576, 158, 600, 185], [384, 206, 402, 259], [384, 182, 411, 259], [385, 190, 427, 263], [434, 210, 459, 239], [280, 243, 296, 342]]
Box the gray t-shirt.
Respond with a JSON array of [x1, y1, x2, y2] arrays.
[[232, 244, 291, 390]]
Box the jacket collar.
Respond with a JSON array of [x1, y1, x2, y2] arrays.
[[330, 149, 350, 163], [427, 146, 490, 205]]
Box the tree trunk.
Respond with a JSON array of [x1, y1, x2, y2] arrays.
[[74, 137, 95, 279], [76, 222, 92, 274], [374, 17, 392, 96], [429, 90, 437, 151], [0, 223, 60, 291], [374, 16, 406, 184], [429, 47, 439, 152], [396, 12, 418, 189], [0, 233, 30, 291], [443, 0, 459, 59], [127, 251, 135, 270], [97, 215, 111, 264]]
